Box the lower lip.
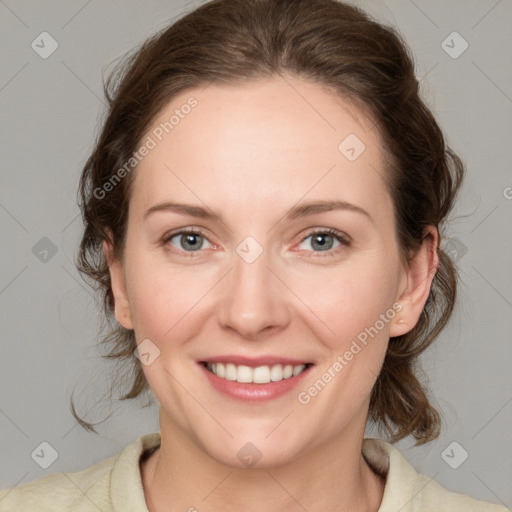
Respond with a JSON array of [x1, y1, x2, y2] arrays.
[[198, 363, 314, 402]]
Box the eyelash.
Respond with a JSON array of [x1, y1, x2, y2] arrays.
[[161, 227, 351, 258]]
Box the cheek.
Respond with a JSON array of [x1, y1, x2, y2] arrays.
[[296, 263, 400, 421], [125, 253, 217, 343], [298, 259, 401, 348]]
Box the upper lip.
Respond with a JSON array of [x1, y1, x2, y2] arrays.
[[199, 356, 313, 368]]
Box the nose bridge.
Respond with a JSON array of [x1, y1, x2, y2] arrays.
[[217, 236, 290, 337]]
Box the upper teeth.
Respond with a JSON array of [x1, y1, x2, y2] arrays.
[[206, 362, 307, 384]]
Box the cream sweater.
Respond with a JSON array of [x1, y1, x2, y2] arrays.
[[0, 433, 509, 511]]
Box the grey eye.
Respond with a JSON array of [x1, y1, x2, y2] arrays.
[[168, 232, 212, 252], [298, 232, 342, 252]]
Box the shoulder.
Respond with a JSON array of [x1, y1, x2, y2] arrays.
[[362, 438, 510, 512], [0, 454, 117, 512], [410, 472, 510, 511], [0, 432, 161, 512]]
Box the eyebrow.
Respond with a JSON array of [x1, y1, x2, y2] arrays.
[[144, 199, 371, 223]]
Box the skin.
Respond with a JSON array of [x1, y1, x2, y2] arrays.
[[104, 74, 438, 512]]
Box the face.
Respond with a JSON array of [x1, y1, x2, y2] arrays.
[[106, 74, 437, 468]]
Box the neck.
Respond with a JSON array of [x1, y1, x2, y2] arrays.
[[141, 411, 385, 512]]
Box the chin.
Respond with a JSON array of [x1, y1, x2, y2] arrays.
[[206, 439, 302, 470], [192, 422, 312, 470]]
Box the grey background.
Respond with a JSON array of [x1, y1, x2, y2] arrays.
[[1, 0, 511, 507]]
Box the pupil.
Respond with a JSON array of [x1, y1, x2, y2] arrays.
[[183, 234, 201, 250], [313, 234, 332, 251]]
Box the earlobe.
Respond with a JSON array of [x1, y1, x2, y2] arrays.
[[389, 227, 439, 338], [103, 237, 134, 330]]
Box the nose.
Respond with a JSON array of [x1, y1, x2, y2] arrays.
[[216, 248, 291, 340]]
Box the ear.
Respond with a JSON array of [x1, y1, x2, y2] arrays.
[[103, 231, 134, 330], [389, 227, 439, 337]]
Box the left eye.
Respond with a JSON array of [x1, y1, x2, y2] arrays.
[[297, 229, 349, 253]]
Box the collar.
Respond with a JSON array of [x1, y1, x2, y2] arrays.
[[110, 432, 422, 512]]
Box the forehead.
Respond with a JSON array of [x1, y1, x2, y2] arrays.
[[130, 75, 391, 222]]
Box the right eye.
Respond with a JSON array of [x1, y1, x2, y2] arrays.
[[162, 228, 215, 254]]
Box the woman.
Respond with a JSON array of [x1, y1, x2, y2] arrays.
[[0, 0, 508, 510]]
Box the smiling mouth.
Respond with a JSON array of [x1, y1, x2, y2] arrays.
[[200, 361, 313, 384]]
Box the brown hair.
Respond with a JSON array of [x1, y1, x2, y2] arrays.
[[74, 0, 464, 445]]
